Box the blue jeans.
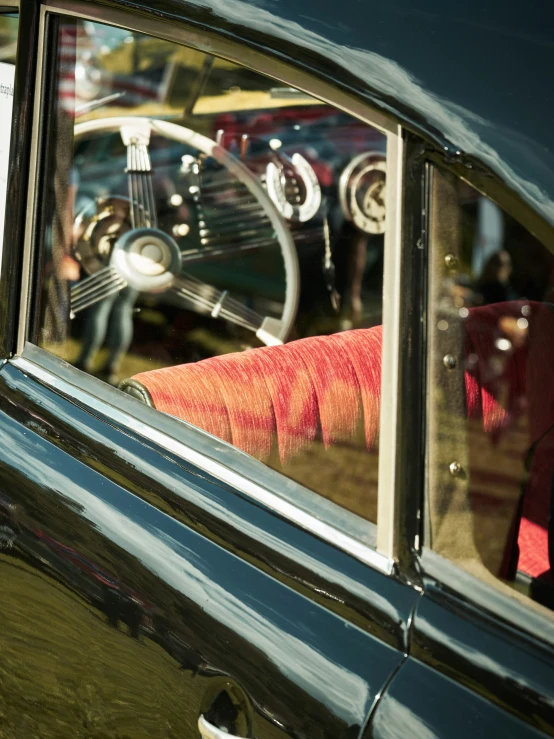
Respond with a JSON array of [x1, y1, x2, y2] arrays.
[[77, 287, 139, 374]]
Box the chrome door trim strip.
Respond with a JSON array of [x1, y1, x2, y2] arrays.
[[377, 125, 404, 559], [11, 352, 395, 576]]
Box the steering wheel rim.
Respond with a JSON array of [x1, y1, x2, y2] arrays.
[[73, 116, 300, 344]]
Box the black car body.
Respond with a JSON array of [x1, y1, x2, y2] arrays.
[[0, 0, 553, 738]]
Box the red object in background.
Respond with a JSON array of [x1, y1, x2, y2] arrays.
[[212, 106, 384, 188]]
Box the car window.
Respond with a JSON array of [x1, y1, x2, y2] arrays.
[[31, 17, 389, 528], [0, 13, 17, 270], [427, 167, 554, 616]]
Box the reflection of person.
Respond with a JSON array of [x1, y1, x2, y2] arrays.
[[72, 136, 190, 383], [342, 230, 368, 327], [477, 250, 518, 305], [103, 584, 143, 639], [43, 23, 87, 345], [0, 496, 20, 551], [332, 214, 383, 330], [75, 287, 138, 384], [71, 192, 138, 384]]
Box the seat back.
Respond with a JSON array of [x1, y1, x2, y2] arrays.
[[126, 327, 383, 464]]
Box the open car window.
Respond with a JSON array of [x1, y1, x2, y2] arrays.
[[30, 17, 391, 533]]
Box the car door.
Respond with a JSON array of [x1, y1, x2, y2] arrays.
[[0, 357, 415, 738], [368, 163, 554, 737], [0, 1, 420, 737]]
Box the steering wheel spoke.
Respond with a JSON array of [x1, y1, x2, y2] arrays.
[[70, 266, 128, 317], [171, 274, 283, 346], [121, 121, 158, 230]]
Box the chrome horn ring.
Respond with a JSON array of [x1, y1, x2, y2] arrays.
[[265, 152, 321, 223]]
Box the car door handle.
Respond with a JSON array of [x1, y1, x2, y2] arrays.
[[198, 714, 241, 739]]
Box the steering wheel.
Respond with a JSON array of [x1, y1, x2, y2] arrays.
[[71, 117, 300, 346]]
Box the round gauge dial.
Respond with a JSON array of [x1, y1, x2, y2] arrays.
[[339, 152, 386, 235]]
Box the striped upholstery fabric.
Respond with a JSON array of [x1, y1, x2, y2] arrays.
[[516, 302, 554, 580], [132, 327, 383, 464], [128, 304, 554, 580]]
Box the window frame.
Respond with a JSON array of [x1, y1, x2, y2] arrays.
[[0, 0, 30, 361], [0, 6, 19, 275], [9, 0, 412, 575]]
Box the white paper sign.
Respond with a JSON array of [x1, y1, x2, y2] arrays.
[[0, 61, 15, 268]]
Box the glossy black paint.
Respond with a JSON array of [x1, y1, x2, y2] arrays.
[[409, 565, 554, 737], [0, 361, 417, 736], [368, 658, 548, 739]]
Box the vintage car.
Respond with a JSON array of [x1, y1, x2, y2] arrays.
[[0, 0, 553, 737]]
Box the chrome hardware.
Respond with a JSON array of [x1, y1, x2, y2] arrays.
[[265, 152, 321, 223], [449, 461, 464, 477], [198, 715, 239, 739]]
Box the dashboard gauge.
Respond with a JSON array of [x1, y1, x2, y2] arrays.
[[265, 152, 321, 223], [339, 152, 386, 235]]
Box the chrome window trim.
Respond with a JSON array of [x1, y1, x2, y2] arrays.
[[12, 347, 394, 576], [377, 124, 404, 559], [15, 0, 405, 570]]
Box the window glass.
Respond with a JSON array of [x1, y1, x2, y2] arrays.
[[33, 18, 388, 527], [427, 168, 554, 614]]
